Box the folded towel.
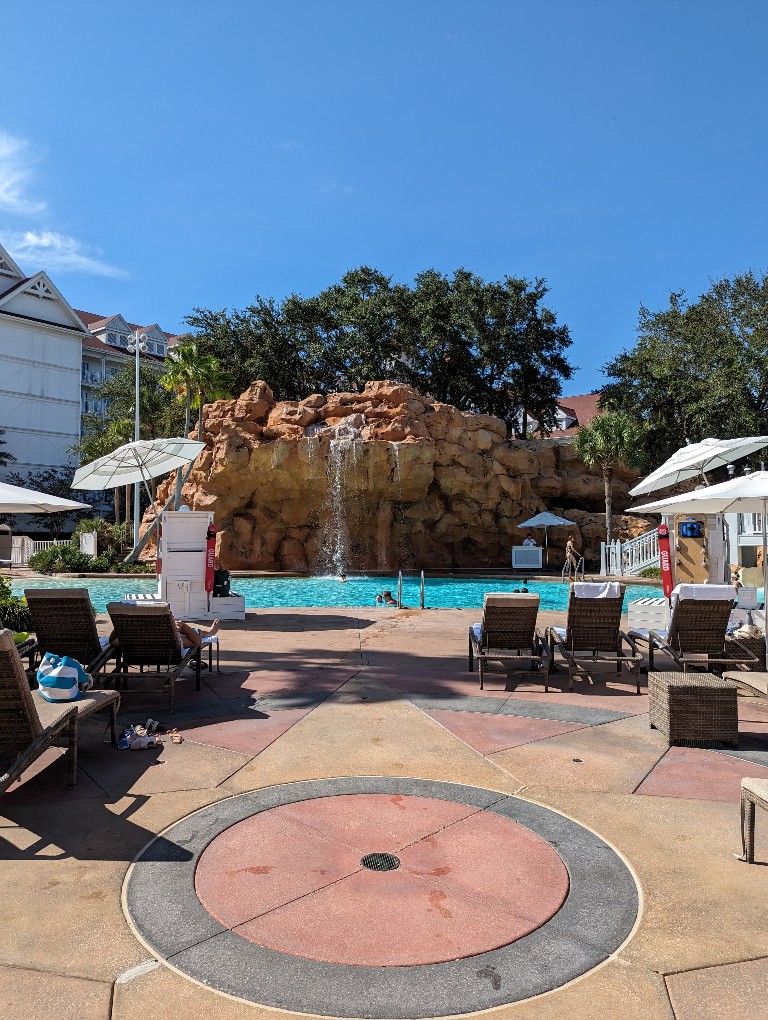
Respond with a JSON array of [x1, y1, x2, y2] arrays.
[[573, 582, 621, 599], [673, 584, 735, 601]]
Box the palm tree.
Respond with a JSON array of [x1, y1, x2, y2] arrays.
[[573, 412, 642, 545], [161, 341, 229, 507]]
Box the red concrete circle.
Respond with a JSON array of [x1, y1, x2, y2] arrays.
[[195, 794, 569, 966]]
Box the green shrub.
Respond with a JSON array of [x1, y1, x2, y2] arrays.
[[639, 566, 662, 579], [0, 577, 32, 631], [28, 545, 92, 573], [27, 544, 154, 575]]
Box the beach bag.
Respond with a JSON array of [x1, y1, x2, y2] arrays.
[[36, 653, 91, 703]]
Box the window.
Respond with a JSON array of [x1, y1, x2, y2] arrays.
[[106, 331, 117, 345]]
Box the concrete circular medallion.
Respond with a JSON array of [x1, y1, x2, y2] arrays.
[[124, 778, 638, 1018], [194, 793, 570, 966]]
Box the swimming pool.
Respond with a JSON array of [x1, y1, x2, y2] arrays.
[[13, 575, 663, 613]]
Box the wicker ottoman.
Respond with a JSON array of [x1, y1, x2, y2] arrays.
[[648, 672, 739, 748]]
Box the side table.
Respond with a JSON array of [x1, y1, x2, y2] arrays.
[[649, 671, 738, 748]]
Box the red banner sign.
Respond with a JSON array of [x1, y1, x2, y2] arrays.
[[205, 523, 216, 593], [657, 523, 674, 599]]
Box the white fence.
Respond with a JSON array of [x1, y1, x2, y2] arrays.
[[11, 537, 71, 566], [600, 530, 659, 576]]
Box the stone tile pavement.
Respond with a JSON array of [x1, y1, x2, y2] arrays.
[[0, 606, 766, 1019]]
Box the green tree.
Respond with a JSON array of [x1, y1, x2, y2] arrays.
[[601, 271, 768, 470], [73, 416, 134, 525], [467, 275, 573, 435], [0, 428, 15, 468], [184, 266, 576, 421], [573, 412, 642, 545], [185, 300, 310, 400]]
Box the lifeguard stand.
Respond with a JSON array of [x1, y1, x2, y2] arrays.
[[157, 510, 245, 621]]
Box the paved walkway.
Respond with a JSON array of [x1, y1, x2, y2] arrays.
[[1, 607, 767, 1019]]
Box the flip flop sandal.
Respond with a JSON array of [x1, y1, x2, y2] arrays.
[[170, 730, 184, 745]]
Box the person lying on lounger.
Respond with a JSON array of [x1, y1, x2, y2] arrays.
[[109, 618, 220, 651]]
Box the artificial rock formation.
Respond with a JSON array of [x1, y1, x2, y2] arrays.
[[153, 381, 646, 571]]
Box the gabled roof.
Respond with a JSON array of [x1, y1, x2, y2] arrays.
[[0, 245, 24, 296], [0, 271, 88, 333], [553, 392, 601, 436]]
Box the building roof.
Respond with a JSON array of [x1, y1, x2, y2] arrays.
[[76, 309, 179, 362], [554, 392, 601, 436]]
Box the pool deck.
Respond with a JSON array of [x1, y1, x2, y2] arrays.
[[1, 606, 767, 1019]]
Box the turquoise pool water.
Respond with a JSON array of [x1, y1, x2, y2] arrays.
[[13, 576, 663, 613]]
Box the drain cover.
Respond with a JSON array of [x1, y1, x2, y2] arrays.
[[361, 852, 401, 872]]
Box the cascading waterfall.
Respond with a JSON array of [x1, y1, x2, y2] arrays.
[[319, 421, 363, 574]]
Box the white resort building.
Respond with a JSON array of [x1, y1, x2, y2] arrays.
[[0, 241, 176, 481]]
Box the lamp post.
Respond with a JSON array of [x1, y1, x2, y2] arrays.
[[126, 330, 149, 548]]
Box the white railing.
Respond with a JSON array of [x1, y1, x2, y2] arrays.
[[600, 529, 659, 576], [11, 537, 71, 565]]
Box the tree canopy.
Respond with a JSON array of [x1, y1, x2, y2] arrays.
[[601, 271, 768, 470], [185, 266, 574, 435]]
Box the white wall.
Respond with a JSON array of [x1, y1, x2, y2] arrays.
[[0, 315, 82, 479]]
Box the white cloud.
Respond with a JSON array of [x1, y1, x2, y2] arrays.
[[5, 230, 128, 279], [0, 127, 127, 279], [0, 131, 46, 215], [280, 140, 303, 150]]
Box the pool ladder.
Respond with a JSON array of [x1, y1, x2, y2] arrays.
[[562, 556, 586, 582], [397, 570, 426, 608]]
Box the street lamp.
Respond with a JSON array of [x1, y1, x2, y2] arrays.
[[126, 330, 149, 548]]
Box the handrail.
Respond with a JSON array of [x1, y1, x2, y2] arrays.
[[397, 570, 403, 608], [420, 570, 425, 609], [562, 556, 586, 581]]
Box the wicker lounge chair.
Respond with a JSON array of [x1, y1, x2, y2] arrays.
[[739, 777, 768, 863], [629, 584, 757, 674], [548, 582, 642, 693], [0, 628, 120, 792], [25, 588, 116, 673], [101, 602, 200, 712], [720, 670, 768, 701], [468, 593, 546, 690]]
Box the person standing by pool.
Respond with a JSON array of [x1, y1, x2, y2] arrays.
[[564, 534, 580, 577]]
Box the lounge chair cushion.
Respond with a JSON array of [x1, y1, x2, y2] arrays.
[[573, 582, 622, 599], [483, 593, 540, 608]]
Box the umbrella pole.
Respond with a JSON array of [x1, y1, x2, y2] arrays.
[[758, 497, 762, 665], [545, 527, 549, 567]]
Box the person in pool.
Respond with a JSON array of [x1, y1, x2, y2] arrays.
[[381, 590, 398, 605], [339, 573, 347, 583]]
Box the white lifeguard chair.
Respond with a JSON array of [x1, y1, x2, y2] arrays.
[[156, 510, 244, 621]]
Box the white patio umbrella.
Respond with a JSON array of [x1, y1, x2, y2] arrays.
[[629, 436, 768, 497], [632, 470, 768, 658], [0, 481, 90, 514], [71, 438, 205, 491], [517, 511, 574, 565]]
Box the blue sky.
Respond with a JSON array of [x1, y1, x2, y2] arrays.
[[2, 1, 766, 393]]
